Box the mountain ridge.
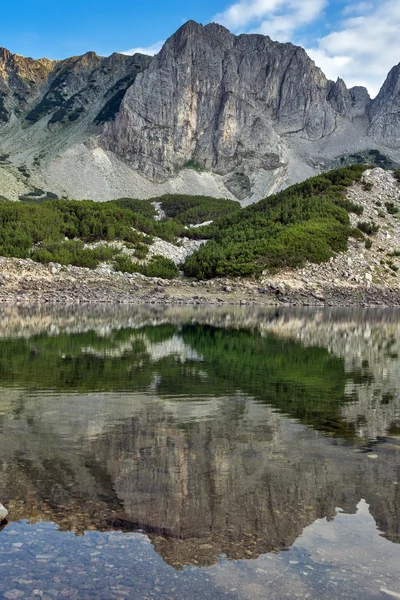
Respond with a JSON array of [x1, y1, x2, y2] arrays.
[[0, 20, 399, 202]]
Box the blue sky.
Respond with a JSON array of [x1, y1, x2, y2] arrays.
[[1, 0, 399, 96]]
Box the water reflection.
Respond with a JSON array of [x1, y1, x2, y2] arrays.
[[0, 306, 399, 598]]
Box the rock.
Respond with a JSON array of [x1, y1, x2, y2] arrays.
[[381, 589, 400, 599], [0, 503, 8, 521], [370, 64, 400, 148]]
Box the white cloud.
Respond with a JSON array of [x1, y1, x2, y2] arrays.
[[214, 0, 327, 41], [341, 2, 373, 16], [120, 40, 164, 56], [308, 0, 400, 97]]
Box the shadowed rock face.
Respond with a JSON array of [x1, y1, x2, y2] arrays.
[[0, 48, 151, 128], [0, 308, 399, 569]]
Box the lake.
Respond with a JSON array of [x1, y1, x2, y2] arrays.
[[0, 305, 399, 600]]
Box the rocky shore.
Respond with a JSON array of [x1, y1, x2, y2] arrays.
[[0, 256, 399, 307]]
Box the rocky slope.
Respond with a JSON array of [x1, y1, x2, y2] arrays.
[[0, 22, 399, 201]]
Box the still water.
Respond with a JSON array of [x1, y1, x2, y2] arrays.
[[0, 305, 399, 600]]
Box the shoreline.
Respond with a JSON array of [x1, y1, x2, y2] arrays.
[[0, 257, 400, 307]]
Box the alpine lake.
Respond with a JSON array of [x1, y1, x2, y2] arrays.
[[0, 305, 399, 600]]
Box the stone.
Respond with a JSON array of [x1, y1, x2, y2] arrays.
[[0, 502, 8, 521], [381, 589, 400, 599]]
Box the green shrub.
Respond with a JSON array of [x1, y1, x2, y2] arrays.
[[350, 228, 365, 241], [334, 197, 364, 214], [134, 243, 149, 259], [357, 221, 380, 235], [31, 240, 120, 269], [387, 261, 399, 272], [365, 238, 373, 249], [158, 195, 240, 226], [363, 182, 373, 191], [394, 169, 400, 183], [144, 256, 179, 278], [113, 254, 141, 274], [385, 201, 399, 215], [113, 198, 156, 218], [114, 254, 179, 279]]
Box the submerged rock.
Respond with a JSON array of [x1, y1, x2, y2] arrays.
[[0, 503, 8, 521], [381, 589, 400, 599]]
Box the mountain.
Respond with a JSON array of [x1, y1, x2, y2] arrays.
[[0, 21, 399, 202]]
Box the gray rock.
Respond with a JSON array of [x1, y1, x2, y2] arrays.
[[370, 64, 400, 148], [0, 503, 8, 521], [381, 589, 400, 599]]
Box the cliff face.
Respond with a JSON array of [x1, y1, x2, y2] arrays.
[[102, 21, 357, 181], [369, 63, 400, 148], [0, 22, 399, 201]]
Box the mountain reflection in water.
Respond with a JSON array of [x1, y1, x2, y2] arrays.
[[0, 305, 399, 580]]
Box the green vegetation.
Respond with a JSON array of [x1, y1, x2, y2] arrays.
[[19, 191, 59, 203], [341, 149, 398, 170], [183, 165, 368, 279], [0, 163, 392, 279], [394, 169, 400, 183], [0, 198, 183, 268], [113, 198, 156, 218], [159, 195, 240, 225], [183, 160, 205, 172], [357, 221, 380, 235], [365, 238, 373, 250], [31, 240, 120, 269], [385, 201, 399, 215], [114, 254, 179, 279], [350, 227, 365, 241]]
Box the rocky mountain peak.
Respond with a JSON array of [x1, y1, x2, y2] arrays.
[[102, 20, 349, 182], [0, 21, 399, 203]]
